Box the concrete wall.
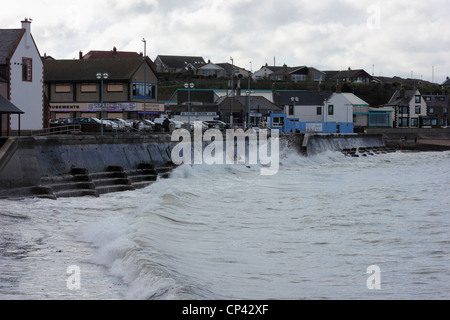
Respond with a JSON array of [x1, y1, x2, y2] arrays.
[[305, 134, 385, 155], [0, 135, 175, 191], [365, 128, 450, 140]]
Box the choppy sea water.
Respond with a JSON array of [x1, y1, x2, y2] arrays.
[[0, 150, 449, 300]]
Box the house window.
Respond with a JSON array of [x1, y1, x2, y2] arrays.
[[415, 106, 421, 114], [81, 83, 97, 93], [415, 95, 421, 103], [369, 114, 390, 127], [429, 107, 434, 114], [55, 84, 71, 93], [328, 105, 334, 115], [399, 106, 409, 114], [443, 108, 448, 114], [317, 107, 322, 115], [272, 117, 284, 128], [411, 118, 418, 127], [107, 83, 124, 92], [288, 105, 294, 116], [133, 83, 155, 99], [399, 117, 408, 127], [314, 74, 323, 81], [22, 58, 32, 82]]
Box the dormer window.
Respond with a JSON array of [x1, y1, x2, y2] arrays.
[[22, 57, 32, 82]]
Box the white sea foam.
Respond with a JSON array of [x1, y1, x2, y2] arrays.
[[1, 150, 449, 299]]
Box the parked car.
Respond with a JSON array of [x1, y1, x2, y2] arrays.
[[106, 118, 132, 131], [55, 118, 72, 124], [103, 120, 119, 131], [72, 117, 117, 131], [73, 117, 101, 124], [188, 121, 208, 131], [203, 120, 228, 130]]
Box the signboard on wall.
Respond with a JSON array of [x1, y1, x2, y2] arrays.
[[306, 123, 323, 132], [87, 102, 137, 112]]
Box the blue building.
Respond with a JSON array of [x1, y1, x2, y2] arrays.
[[271, 91, 357, 134]]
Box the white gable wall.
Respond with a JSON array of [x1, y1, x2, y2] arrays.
[[327, 93, 359, 123], [9, 21, 44, 130]]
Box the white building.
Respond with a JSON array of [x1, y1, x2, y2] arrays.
[[327, 92, 367, 125], [0, 19, 44, 131], [384, 89, 429, 128]]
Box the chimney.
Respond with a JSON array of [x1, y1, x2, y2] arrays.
[[113, 46, 117, 58], [79, 51, 83, 59], [21, 18, 32, 48]]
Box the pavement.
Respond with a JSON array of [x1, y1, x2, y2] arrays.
[[387, 138, 450, 151]]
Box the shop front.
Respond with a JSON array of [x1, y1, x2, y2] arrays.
[[50, 102, 165, 121]]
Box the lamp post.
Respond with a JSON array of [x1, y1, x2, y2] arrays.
[[96, 72, 109, 136], [142, 38, 147, 119], [246, 90, 254, 128], [230, 57, 234, 127], [184, 82, 194, 132]]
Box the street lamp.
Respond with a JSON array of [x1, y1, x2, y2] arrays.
[[246, 90, 254, 128], [230, 57, 234, 127], [96, 72, 109, 136], [184, 82, 194, 132], [142, 38, 147, 118]]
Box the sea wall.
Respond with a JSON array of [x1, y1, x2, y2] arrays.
[[0, 132, 386, 198], [303, 133, 385, 155], [0, 135, 175, 193]]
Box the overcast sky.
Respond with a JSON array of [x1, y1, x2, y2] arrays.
[[3, 0, 450, 83]]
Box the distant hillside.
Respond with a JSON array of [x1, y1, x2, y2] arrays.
[[157, 74, 449, 106]]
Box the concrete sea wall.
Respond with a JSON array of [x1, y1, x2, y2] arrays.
[[0, 132, 387, 199], [0, 135, 175, 198]]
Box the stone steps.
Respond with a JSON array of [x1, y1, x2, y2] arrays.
[[31, 162, 174, 199], [341, 146, 396, 157]]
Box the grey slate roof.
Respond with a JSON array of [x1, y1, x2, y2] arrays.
[[0, 29, 23, 64], [422, 95, 450, 108], [216, 95, 282, 113], [157, 55, 206, 69], [43, 58, 146, 82], [0, 29, 24, 80], [385, 90, 417, 107], [0, 94, 24, 114]]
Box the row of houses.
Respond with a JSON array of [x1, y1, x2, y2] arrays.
[[1, 19, 449, 135], [155, 54, 376, 84]]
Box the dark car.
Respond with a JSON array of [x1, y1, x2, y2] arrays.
[[56, 118, 72, 124]]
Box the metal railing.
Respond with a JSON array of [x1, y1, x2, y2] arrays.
[[31, 125, 82, 136]]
